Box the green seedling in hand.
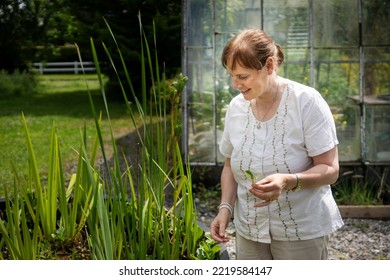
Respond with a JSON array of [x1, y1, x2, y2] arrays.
[[245, 170, 255, 183]]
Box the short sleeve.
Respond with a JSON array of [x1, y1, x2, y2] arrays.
[[301, 91, 339, 157]]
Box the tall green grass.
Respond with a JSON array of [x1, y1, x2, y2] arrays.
[[0, 73, 131, 196], [0, 15, 221, 260]]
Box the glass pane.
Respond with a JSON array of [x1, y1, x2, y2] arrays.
[[187, 93, 219, 163], [215, 31, 239, 99], [280, 49, 311, 86], [364, 47, 390, 96], [313, 48, 361, 161], [337, 103, 361, 162], [215, 0, 261, 33], [365, 104, 390, 162], [187, 0, 212, 47], [314, 49, 360, 106], [264, 0, 309, 47], [186, 47, 214, 107], [363, 0, 390, 46], [186, 47, 217, 163], [363, 47, 390, 162], [264, 0, 310, 85], [215, 33, 237, 124], [314, 0, 358, 47]]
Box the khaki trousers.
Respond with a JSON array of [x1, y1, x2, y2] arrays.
[[235, 233, 329, 260]]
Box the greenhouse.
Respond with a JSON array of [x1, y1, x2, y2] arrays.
[[181, 0, 390, 168]]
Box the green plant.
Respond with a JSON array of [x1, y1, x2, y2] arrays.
[[0, 70, 39, 98], [193, 233, 222, 260], [0, 13, 221, 260], [0, 185, 40, 259], [333, 181, 380, 205], [79, 14, 214, 260], [245, 170, 255, 183], [0, 115, 95, 259]]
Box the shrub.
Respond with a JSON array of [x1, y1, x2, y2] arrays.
[[0, 70, 39, 98]]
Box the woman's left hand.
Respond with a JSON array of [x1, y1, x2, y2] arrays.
[[248, 173, 289, 207]]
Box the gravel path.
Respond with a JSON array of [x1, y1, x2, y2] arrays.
[[327, 218, 390, 260], [197, 206, 390, 260]]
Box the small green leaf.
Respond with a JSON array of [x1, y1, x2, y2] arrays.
[[245, 170, 254, 181]]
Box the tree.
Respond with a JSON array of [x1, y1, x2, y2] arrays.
[[68, 0, 182, 101], [0, 0, 78, 72], [0, 0, 31, 71]]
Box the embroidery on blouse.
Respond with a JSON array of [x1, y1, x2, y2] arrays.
[[250, 115, 261, 238], [239, 103, 254, 237], [272, 85, 301, 240]]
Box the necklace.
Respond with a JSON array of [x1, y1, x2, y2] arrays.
[[256, 79, 279, 129]]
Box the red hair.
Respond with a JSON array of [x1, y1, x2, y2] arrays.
[[221, 29, 284, 71]]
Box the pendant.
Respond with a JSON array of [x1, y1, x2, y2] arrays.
[[256, 122, 261, 129]]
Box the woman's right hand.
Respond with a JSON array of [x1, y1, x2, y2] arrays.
[[210, 209, 231, 243]]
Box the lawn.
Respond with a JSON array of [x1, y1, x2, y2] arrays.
[[0, 74, 135, 196]]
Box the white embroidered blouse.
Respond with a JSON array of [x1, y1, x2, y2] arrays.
[[219, 80, 344, 242]]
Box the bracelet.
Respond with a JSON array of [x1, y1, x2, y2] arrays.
[[291, 173, 302, 192], [218, 203, 233, 216]]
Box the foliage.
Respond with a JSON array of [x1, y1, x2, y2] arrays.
[[0, 70, 39, 98], [0, 0, 182, 102], [0, 0, 78, 71], [193, 233, 221, 260], [333, 181, 380, 206], [82, 15, 211, 259], [0, 115, 93, 260], [67, 0, 182, 101], [333, 166, 390, 206], [0, 15, 221, 260]]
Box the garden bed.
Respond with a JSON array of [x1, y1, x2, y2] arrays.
[[338, 205, 390, 219]]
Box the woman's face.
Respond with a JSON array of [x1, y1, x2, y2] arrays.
[[228, 63, 269, 101]]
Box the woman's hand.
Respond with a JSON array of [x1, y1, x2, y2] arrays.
[[210, 209, 231, 243], [248, 147, 340, 207], [248, 173, 293, 207]]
